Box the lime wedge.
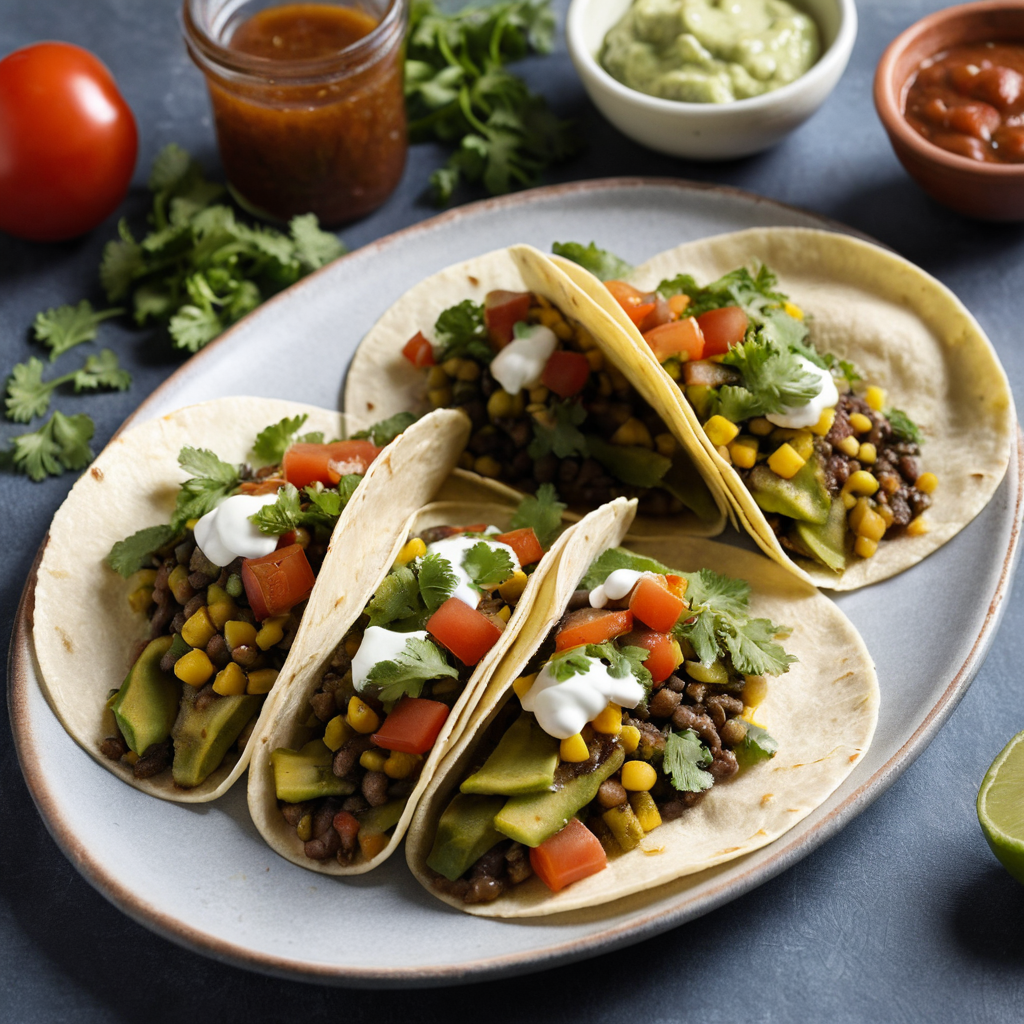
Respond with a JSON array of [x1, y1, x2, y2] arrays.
[[977, 730, 1024, 884]]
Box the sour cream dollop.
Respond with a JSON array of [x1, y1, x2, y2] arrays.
[[488, 324, 558, 395], [352, 626, 430, 693], [589, 569, 644, 609], [765, 356, 839, 430], [194, 492, 280, 567], [521, 655, 644, 739], [424, 533, 520, 609]]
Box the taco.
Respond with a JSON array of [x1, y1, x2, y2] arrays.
[[548, 229, 1015, 589], [33, 397, 469, 803], [343, 245, 731, 537], [406, 499, 878, 916], [246, 479, 586, 873]]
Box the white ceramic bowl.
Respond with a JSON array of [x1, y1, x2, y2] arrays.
[[566, 0, 858, 159]]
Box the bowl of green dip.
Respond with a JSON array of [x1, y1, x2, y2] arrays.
[[566, 0, 857, 159]]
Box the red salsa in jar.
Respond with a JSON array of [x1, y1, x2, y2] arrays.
[[904, 42, 1024, 163]]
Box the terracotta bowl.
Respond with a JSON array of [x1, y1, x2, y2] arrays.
[[875, 1, 1024, 220]]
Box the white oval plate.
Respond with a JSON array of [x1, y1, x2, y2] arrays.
[[10, 179, 1023, 985]]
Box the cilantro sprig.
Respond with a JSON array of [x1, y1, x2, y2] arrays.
[[434, 300, 492, 363], [663, 729, 714, 793], [886, 407, 924, 445], [5, 351, 130, 424], [528, 399, 588, 460], [716, 339, 823, 422], [463, 541, 515, 590], [8, 412, 95, 483], [33, 302, 125, 361], [364, 636, 459, 702], [551, 242, 633, 282], [510, 482, 565, 548]]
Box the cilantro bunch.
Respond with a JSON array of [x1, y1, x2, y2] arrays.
[[406, 0, 579, 204]]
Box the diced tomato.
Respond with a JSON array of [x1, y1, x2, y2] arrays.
[[555, 608, 634, 651], [629, 575, 686, 632], [665, 574, 688, 602], [237, 477, 287, 496], [668, 293, 690, 318], [402, 331, 435, 368], [697, 306, 749, 357], [643, 318, 705, 362], [283, 440, 382, 488], [682, 359, 741, 388], [426, 523, 488, 541], [427, 597, 503, 666], [605, 280, 657, 327], [332, 810, 361, 846], [625, 628, 683, 685], [530, 817, 607, 890], [276, 530, 296, 548], [372, 696, 450, 755], [484, 290, 532, 349], [494, 527, 544, 567], [637, 295, 672, 334], [541, 350, 590, 398], [241, 544, 315, 621]]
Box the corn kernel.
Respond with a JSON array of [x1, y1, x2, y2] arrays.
[[842, 491, 858, 510], [858, 442, 877, 464], [857, 507, 887, 542], [553, 320, 574, 341], [592, 703, 622, 735], [621, 760, 658, 791], [529, 385, 550, 404], [854, 536, 879, 558], [728, 436, 759, 469], [581, 347, 603, 373], [846, 470, 879, 496], [246, 668, 279, 694], [496, 605, 511, 623], [360, 748, 388, 772], [917, 472, 938, 494], [767, 443, 805, 480], [296, 813, 313, 842], [455, 360, 480, 381], [560, 733, 590, 762], [174, 649, 214, 687], [427, 386, 452, 409], [742, 674, 769, 710], [848, 496, 872, 535], [877, 503, 895, 528], [487, 389, 519, 421], [748, 417, 774, 437], [255, 615, 288, 651], [396, 538, 426, 565], [347, 696, 380, 734], [809, 407, 836, 437], [611, 417, 654, 448], [849, 412, 873, 434], [783, 301, 804, 320], [324, 714, 352, 751], [384, 751, 421, 779], [653, 432, 676, 458], [907, 515, 930, 537], [538, 307, 563, 330], [512, 673, 536, 700], [864, 386, 886, 411], [128, 568, 158, 591], [212, 662, 247, 696], [224, 619, 258, 651], [576, 327, 596, 350], [127, 586, 155, 614], [838, 435, 861, 457], [662, 357, 682, 381], [704, 415, 740, 447], [122, 750, 140, 766], [208, 599, 237, 630], [498, 570, 528, 603], [358, 831, 389, 861], [620, 725, 641, 754], [426, 366, 448, 389], [168, 564, 193, 604], [442, 357, 462, 377], [629, 791, 662, 832], [474, 456, 502, 478]]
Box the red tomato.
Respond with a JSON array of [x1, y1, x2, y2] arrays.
[[605, 281, 657, 327], [637, 296, 672, 334], [696, 306, 748, 357], [541, 350, 590, 398], [282, 440, 382, 488], [241, 544, 315, 621], [643, 318, 705, 362], [372, 697, 450, 754], [555, 608, 634, 651], [402, 331, 435, 367], [530, 818, 607, 889], [423, 523, 488, 540], [493, 527, 544, 567], [0, 43, 137, 241], [625, 629, 682, 685], [484, 290, 532, 348], [427, 598, 503, 666], [629, 575, 685, 633]]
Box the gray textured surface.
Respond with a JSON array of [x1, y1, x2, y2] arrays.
[[2, 0, 1023, 1020]]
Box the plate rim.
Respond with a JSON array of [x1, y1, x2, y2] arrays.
[[9, 176, 1022, 986]]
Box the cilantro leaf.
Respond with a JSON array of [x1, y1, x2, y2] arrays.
[[417, 552, 457, 612], [334, 474, 363, 507], [100, 221, 146, 302], [510, 482, 564, 548], [353, 411, 418, 447], [722, 617, 797, 678], [32, 301, 124, 361], [885, 407, 924, 445], [106, 524, 179, 578], [9, 411, 95, 481], [735, 719, 779, 767], [171, 447, 241, 528], [304, 483, 344, 520], [548, 649, 593, 681], [717, 339, 823, 421], [5, 351, 130, 424], [366, 566, 423, 629], [289, 214, 347, 271], [178, 447, 239, 484], [580, 547, 674, 591], [252, 414, 308, 465], [462, 541, 515, 589], [365, 636, 459, 702], [249, 483, 299, 535], [585, 641, 652, 696], [663, 729, 714, 793], [72, 350, 132, 393], [250, 481, 350, 537], [168, 299, 224, 353], [528, 399, 588, 460], [434, 300, 491, 363], [551, 242, 633, 281]]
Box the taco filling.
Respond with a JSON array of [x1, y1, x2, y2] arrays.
[[424, 546, 793, 903], [270, 490, 564, 867], [399, 289, 715, 520], [100, 412, 408, 789], [599, 267, 938, 573]]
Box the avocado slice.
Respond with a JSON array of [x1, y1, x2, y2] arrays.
[[460, 714, 559, 796], [171, 689, 262, 789], [357, 798, 407, 835], [794, 490, 847, 573], [586, 436, 671, 489], [272, 739, 355, 802], [426, 793, 506, 881], [748, 457, 830, 525], [110, 636, 182, 756], [494, 746, 626, 847]]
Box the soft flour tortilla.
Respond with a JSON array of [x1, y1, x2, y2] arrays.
[[246, 487, 594, 875], [554, 228, 1015, 590], [406, 515, 879, 917], [33, 397, 469, 804], [343, 245, 731, 537]]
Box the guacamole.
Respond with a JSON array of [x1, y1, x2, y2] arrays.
[[601, 0, 820, 104]]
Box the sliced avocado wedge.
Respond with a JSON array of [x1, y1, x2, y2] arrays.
[[494, 746, 625, 847], [272, 739, 355, 803], [426, 793, 506, 881], [357, 798, 406, 835], [461, 713, 559, 796], [586, 436, 671, 489], [795, 491, 847, 573], [110, 636, 182, 756], [172, 690, 262, 789], [748, 457, 829, 525]]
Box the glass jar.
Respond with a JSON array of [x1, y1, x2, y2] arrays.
[[182, 0, 407, 225]]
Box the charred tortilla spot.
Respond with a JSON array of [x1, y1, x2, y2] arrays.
[[91, 466, 104, 481]]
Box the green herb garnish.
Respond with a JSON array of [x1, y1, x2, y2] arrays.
[[434, 300, 491, 364], [33, 301, 125, 361], [463, 540, 515, 590], [663, 729, 714, 793], [510, 482, 565, 548], [527, 399, 588, 460], [551, 242, 633, 281], [885, 407, 924, 445], [5, 351, 130, 424], [364, 637, 459, 702], [8, 411, 94, 483], [717, 339, 823, 422]]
